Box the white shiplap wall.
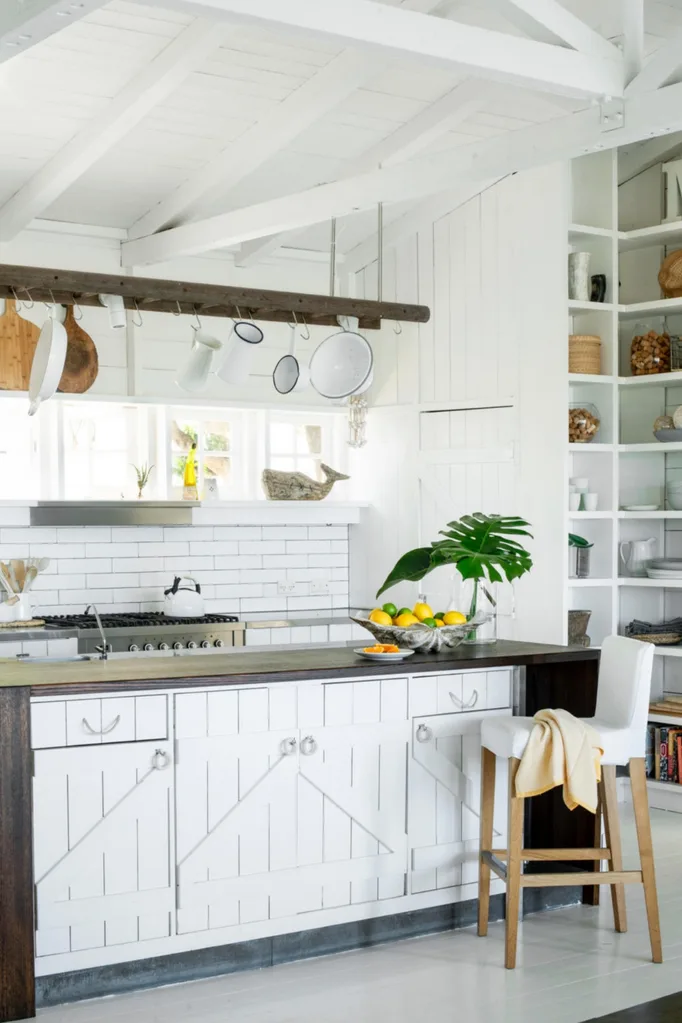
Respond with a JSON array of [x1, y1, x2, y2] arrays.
[[350, 165, 568, 644]]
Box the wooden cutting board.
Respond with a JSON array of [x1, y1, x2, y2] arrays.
[[58, 306, 99, 393], [0, 300, 41, 391]]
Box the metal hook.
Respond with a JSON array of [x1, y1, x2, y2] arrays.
[[192, 306, 202, 330], [132, 299, 143, 328], [299, 315, 310, 341], [73, 301, 83, 321], [44, 289, 58, 313], [393, 320, 402, 335], [11, 286, 34, 310], [173, 301, 182, 317]]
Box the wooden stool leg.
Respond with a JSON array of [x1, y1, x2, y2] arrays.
[[505, 757, 524, 970], [601, 765, 627, 933], [630, 758, 663, 963], [478, 746, 496, 937]]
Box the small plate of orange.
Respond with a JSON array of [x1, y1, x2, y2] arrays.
[[354, 644, 416, 662]]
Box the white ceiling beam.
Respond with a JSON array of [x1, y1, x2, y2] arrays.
[[149, 0, 624, 99], [0, 19, 220, 242], [0, 0, 105, 61], [482, 0, 618, 59], [622, 0, 645, 85], [236, 78, 488, 268], [618, 132, 682, 184], [122, 80, 682, 267], [626, 30, 682, 97], [127, 0, 443, 240]]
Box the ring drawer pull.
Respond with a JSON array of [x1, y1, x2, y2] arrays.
[[300, 735, 318, 756], [82, 714, 120, 736], [151, 749, 171, 771], [449, 690, 478, 710], [416, 724, 432, 743], [280, 737, 297, 756]]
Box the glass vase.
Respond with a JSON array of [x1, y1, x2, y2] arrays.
[[460, 578, 497, 644]]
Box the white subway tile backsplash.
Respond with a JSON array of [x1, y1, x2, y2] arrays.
[[164, 526, 213, 541], [59, 589, 113, 605], [263, 554, 306, 569], [216, 584, 263, 599], [214, 526, 262, 540], [240, 540, 284, 555], [310, 626, 329, 643], [262, 526, 307, 540], [33, 592, 61, 607], [0, 544, 31, 559], [139, 572, 173, 587], [60, 558, 111, 574], [0, 507, 30, 526], [200, 570, 240, 585], [309, 554, 347, 568], [113, 587, 164, 603], [112, 527, 163, 543], [0, 642, 23, 657], [246, 629, 271, 646], [287, 595, 333, 610], [139, 542, 188, 557], [21, 640, 48, 657], [164, 557, 214, 572], [40, 574, 86, 591], [31, 543, 86, 559], [215, 555, 262, 570], [240, 597, 288, 613], [287, 540, 330, 554], [331, 541, 348, 553], [57, 527, 111, 543], [240, 569, 282, 584], [290, 626, 311, 644], [329, 624, 352, 641], [86, 543, 137, 558], [113, 557, 164, 573], [309, 526, 347, 540], [332, 567, 349, 581], [1, 527, 56, 543], [86, 573, 140, 589], [286, 568, 327, 581], [189, 541, 237, 556]]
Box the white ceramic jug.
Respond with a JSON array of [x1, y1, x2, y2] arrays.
[[619, 537, 656, 577]]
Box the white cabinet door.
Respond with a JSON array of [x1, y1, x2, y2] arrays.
[[408, 672, 511, 894], [33, 740, 174, 957]]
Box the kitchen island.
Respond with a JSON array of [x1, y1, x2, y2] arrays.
[[0, 640, 599, 1021]]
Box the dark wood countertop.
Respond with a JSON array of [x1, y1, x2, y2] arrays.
[[0, 640, 600, 696]]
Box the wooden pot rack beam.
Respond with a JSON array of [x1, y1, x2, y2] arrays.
[[0, 265, 430, 330]]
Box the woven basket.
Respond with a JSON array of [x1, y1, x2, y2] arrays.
[[629, 632, 681, 646], [659, 250, 682, 297], [569, 335, 601, 374]]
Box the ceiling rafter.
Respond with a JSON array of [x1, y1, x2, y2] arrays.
[[236, 78, 489, 268], [626, 29, 682, 97], [122, 79, 682, 267], [127, 0, 444, 241], [145, 0, 624, 99], [481, 0, 618, 59], [0, 19, 221, 242], [622, 0, 644, 85], [0, 0, 105, 61]]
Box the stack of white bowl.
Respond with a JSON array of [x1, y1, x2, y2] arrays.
[[667, 480, 682, 510]]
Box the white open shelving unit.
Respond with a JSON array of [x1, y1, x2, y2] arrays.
[[568, 149, 682, 811]]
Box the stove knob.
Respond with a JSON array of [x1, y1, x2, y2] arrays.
[[200, 640, 210, 649], [143, 643, 154, 652], [129, 643, 140, 652], [187, 640, 197, 650], [214, 639, 224, 648], [159, 642, 169, 651], [173, 641, 184, 650]]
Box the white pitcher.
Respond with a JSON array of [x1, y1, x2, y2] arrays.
[[619, 538, 656, 577]]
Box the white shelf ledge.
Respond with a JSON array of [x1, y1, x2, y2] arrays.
[[644, 779, 682, 814], [568, 578, 613, 587], [619, 371, 682, 387], [569, 511, 613, 519], [569, 442, 615, 453], [619, 442, 682, 453], [569, 300, 615, 314], [652, 648, 682, 659], [569, 223, 614, 242], [569, 373, 615, 385], [619, 296, 682, 320], [619, 511, 682, 518], [619, 220, 682, 253], [618, 577, 682, 588]]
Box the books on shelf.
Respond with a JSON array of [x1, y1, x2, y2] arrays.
[[646, 721, 682, 782]]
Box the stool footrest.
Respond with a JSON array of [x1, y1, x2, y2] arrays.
[[520, 870, 643, 888], [491, 847, 612, 862], [481, 850, 507, 882]]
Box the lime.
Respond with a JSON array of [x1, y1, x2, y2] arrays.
[[382, 602, 398, 618], [422, 617, 437, 628], [398, 607, 412, 617], [435, 612, 446, 621]]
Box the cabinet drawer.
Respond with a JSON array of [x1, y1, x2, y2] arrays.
[[31, 695, 168, 748]]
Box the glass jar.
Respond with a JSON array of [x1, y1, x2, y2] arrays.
[[630, 322, 671, 375], [459, 578, 497, 645], [568, 402, 601, 443]]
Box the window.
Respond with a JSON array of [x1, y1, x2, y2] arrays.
[[168, 408, 240, 499], [266, 413, 337, 480], [60, 403, 150, 500], [0, 398, 41, 499]]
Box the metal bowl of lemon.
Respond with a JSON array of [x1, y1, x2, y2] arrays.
[[351, 602, 490, 653]]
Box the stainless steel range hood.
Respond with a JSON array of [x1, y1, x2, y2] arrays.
[[30, 501, 199, 527]]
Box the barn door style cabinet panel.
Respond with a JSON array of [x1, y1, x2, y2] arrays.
[[31, 669, 513, 976]]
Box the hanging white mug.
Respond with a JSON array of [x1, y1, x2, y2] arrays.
[[176, 329, 222, 393], [217, 320, 263, 385]]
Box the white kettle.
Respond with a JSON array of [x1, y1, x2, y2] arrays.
[[164, 576, 204, 618], [619, 538, 656, 577]]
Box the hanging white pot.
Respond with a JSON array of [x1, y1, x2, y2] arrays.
[[28, 305, 68, 416], [217, 320, 263, 385], [272, 324, 310, 394], [175, 329, 222, 393], [309, 315, 373, 400], [98, 293, 127, 329]]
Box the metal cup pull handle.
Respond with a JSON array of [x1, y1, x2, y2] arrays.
[[416, 724, 432, 743], [300, 735, 318, 756], [151, 749, 171, 771], [280, 737, 297, 756], [450, 690, 478, 710], [82, 714, 120, 736]]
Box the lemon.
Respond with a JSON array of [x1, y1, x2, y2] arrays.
[[443, 610, 467, 626], [422, 617, 437, 628], [382, 602, 398, 618], [413, 602, 434, 622], [435, 618, 445, 628], [369, 609, 393, 626], [395, 612, 419, 628]]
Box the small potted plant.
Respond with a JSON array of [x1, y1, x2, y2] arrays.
[[568, 533, 593, 579], [132, 463, 154, 500], [376, 513, 533, 644]]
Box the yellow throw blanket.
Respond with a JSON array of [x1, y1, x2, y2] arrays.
[[515, 709, 604, 813]]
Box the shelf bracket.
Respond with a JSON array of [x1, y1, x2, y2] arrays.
[[600, 99, 625, 134]]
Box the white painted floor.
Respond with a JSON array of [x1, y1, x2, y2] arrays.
[[39, 807, 682, 1023]]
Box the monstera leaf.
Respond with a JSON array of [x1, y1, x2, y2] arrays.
[[376, 513, 532, 599]]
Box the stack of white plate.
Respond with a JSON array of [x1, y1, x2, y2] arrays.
[[647, 558, 682, 579], [666, 481, 682, 510]]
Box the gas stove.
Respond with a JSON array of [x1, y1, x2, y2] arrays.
[[41, 611, 245, 655]]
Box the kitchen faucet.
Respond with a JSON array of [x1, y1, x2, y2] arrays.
[[86, 604, 109, 660]]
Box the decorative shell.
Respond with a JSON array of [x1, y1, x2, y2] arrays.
[[654, 415, 675, 432], [350, 613, 491, 653], [674, 406, 682, 429]]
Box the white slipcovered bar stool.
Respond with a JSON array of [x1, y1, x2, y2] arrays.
[[477, 635, 662, 969]]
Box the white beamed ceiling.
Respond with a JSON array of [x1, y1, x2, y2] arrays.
[[1, 0, 682, 261]]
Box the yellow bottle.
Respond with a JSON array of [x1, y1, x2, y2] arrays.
[[183, 442, 198, 501]]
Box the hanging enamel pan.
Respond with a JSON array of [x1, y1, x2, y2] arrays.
[[28, 305, 68, 416], [273, 324, 310, 394], [309, 315, 373, 400]]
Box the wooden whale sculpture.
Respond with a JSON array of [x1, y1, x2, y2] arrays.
[[262, 463, 350, 501]]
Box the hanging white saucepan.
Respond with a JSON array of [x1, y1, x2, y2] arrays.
[[176, 328, 222, 393], [309, 315, 373, 400], [217, 319, 264, 385], [28, 305, 68, 416], [273, 324, 310, 394]]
